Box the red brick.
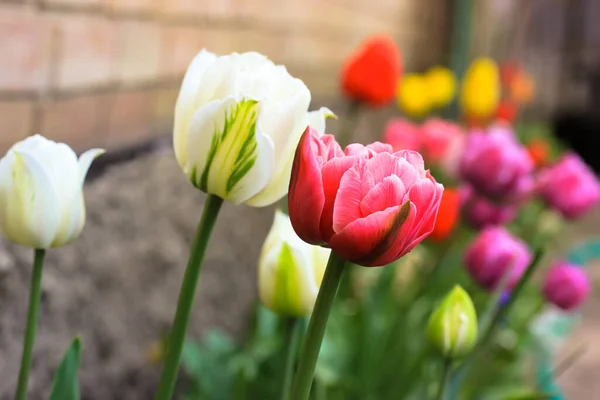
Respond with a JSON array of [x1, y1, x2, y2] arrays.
[[39, 95, 105, 152], [105, 90, 153, 149], [115, 21, 162, 84], [0, 101, 34, 154], [0, 7, 51, 91], [54, 14, 117, 89]]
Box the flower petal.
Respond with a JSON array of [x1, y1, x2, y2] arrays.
[[187, 96, 275, 204], [320, 156, 358, 240], [288, 127, 326, 244], [0, 151, 62, 248], [329, 201, 412, 266]]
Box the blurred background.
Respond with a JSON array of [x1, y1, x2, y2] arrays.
[[0, 0, 599, 398]]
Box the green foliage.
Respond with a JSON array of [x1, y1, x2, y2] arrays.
[[49, 337, 82, 400]]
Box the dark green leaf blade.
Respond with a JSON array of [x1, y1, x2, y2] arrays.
[[49, 337, 82, 400]]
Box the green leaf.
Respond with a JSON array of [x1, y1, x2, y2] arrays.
[[49, 337, 82, 400]]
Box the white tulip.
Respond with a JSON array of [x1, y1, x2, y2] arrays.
[[0, 135, 104, 249], [259, 210, 331, 316], [174, 49, 334, 207]]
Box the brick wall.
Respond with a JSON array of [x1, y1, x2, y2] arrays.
[[0, 0, 451, 154]]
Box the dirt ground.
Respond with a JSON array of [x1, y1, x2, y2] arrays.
[[0, 134, 598, 399]]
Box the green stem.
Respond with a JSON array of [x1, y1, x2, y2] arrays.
[[435, 359, 452, 400], [281, 317, 302, 400], [15, 248, 46, 400], [155, 194, 224, 400], [449, 249, 545, 399], [290, 252, 347, 400]]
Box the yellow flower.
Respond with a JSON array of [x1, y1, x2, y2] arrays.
[[425, 66, 456, 108], [397, 73, 431, 118], [460, 57, 500, 119]]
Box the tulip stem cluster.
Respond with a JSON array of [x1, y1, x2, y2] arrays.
[[155, 194, 224, 400], [290, 251, 347, 400], [15, 249, 46, 400]]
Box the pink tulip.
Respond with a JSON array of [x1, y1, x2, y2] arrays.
[[421, 118, 464, 161], [537, 153, 600, 219], [460, 127, 534, 202], [464, 226, 532, 290], [461, 185, 517, 229], [543, 262, 590, 310], [382, 118, 422, 152], [288, 126, 444, 267]]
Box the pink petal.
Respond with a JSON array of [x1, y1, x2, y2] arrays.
[[329, 202, 413, 266], [331, 160, 366, 234], [366, 141, 394, 154], [288, 127, 327, 244], [319, 156, 358, 241], [360, 175, 406, 216]]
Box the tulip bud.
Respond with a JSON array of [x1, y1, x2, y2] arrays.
[[542, 262, 590, 311], [397, 73, 431, 118], [460, 186, 518, 229], [420, 118, 465, 176], [429, 188, 460, 241], [0, 135, 103, 249], [464, 226, 532, 291], [425, 66, 456, 108], [382, 118, 422, 152], [461, 57, 500, 120], [341, 35, 402, 107], [174, 49, 335, 207], [258, 210, 331, 316], [537, 153, 600, 220], [459, 126, 534, 202], [427, 286, 478, 359]]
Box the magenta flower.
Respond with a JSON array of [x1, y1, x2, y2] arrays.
[[460, 185, 517, 229], [543, 262, 590, 310], [537, 153, 600, 219], [288, 126, 443, 267], [464, 226, 532, 290], [382, 118, 422, 152], [460, 128, 534, 202]]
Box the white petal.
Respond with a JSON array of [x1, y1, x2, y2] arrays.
[[245, 107, 335, 207], [0, 151, 62, 248], [307, 107, 337, 135], [78, 148, 105, 186], [187, 96, 274, 204], [174, 50, 218, 167]]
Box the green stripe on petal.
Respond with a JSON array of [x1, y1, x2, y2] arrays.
[[188, 97, 273, 203]]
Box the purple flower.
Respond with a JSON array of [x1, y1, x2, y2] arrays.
[[537, 153, 600, 220], [460, 128, 534, 202], [543, 262, 590, 311], [464, 226, 532, 291]]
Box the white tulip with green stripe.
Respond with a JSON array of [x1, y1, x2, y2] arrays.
[[259, 210, 331, 316], [0, 134, 103, 249], [174, 49, 334, 206]]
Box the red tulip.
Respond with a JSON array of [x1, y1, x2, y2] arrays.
[[429, 188, 460, 241], [288, 127, 443, 267], [341, 35, 402, 107], [496, 100, 518, 123]]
